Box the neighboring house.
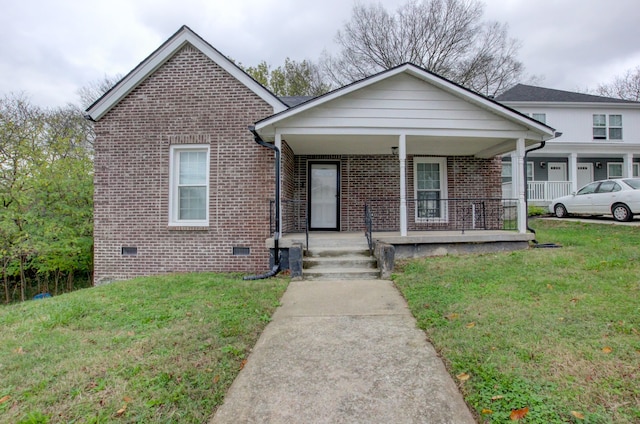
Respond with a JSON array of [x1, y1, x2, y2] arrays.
[[496, 84, 640, 204], [86, 26, 554, 283]]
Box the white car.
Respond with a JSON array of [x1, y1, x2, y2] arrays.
[[549, 178, 640, 222]]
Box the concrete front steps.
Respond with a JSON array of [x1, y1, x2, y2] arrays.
[[303, 247, 379, 280]]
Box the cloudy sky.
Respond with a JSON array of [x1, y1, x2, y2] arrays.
[[1, 0, 639, 108]]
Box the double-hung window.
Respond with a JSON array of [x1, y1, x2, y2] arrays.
[[593, 114, 623, 140], [531, 113, 546, 124], [169, 145, 210, 226], [607, 163, 623, 179], [414, 157, 447, 221], [609, 115, 622, 139]]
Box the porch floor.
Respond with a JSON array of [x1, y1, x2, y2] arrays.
[[268, 230, 534, 249]]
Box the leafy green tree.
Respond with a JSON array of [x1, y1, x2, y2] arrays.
[[0, 95, 93, 303], [244, 58, 331, 97]]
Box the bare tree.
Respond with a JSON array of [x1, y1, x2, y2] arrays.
[[77, 74, 122, 109], [596, 66, 640, 101], [324, 0, 524, 96]]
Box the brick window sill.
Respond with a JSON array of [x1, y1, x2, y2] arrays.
[[167, 225, 209, 231]]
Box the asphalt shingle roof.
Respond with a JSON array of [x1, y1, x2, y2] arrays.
[[496, 84, 639, 104], [279, 96, 315, 107]]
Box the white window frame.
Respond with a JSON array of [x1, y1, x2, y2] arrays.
[[607, 162, 623, 179], [609, 114, 623, 140], [531, 113, 546, 124], [527, 161, 534, 181], [414, 157, 448, 223], [169, 144, 210, 226], [593, 114, 623, 140], [634, 163, 639, 178]]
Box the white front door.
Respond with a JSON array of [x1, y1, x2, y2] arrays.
[[548, 162, 567, 181], [577, 163, 594, 189], [309, 162, 339, 230]]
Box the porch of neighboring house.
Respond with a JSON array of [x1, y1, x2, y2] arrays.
[[502, 150, 640, 205]]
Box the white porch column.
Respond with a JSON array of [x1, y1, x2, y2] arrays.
[[515, 138, 527, 234], [569, 153, 578, 193], [274, 131, 282, 239], [399, 134, 408, 237], [510, 152, 519, 199], [624, 153, 634, 178]]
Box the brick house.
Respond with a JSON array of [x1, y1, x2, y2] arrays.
[[86, 26, 555, 283]]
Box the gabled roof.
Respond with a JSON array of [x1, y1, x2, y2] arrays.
[[85, 25, 287, 121], [256, 63, 555, 138], [496, 84, 639, 104]]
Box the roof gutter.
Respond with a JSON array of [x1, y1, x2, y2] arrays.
[[243, 126, 281, 280]]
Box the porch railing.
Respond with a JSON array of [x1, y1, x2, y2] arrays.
[[502, 181, 572, 202], [364, 203, 373, 254], [365, 198, 519, 234], [269, 199, 308, 252]]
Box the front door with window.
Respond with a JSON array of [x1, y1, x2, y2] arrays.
[[309, 162, 340, 230]]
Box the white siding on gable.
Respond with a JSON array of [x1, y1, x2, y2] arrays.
[[277, 74, 526, 132]]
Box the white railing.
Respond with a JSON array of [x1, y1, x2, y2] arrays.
[[502, 181, 573, 202]]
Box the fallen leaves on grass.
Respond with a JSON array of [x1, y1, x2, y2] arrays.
[[481, 408, 493, 414], [445, 313, 459, 320], [0, 395, 10, 404], [602, 346, 613, 354], [491, 395, 504, 401], [571, 410, 585, 419], [466, 322, 476, 328], [14, 347, 24, 354], [456, 373, 470, 381], [240, 359, 248, 370], [510, 407, 529, 420], [115, 404, 127, 417]]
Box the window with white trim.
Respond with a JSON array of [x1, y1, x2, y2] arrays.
[[169, 145, 210, 226], [414, 157, 447, 221], [593, 114, 623, 140], [634, 163, 639, 177], [501, 161, 512, 183], [609, 115, 622, 139], [607, 162, 623, 179], [527, 162, 534, 181], [531, 113, 546, 124]]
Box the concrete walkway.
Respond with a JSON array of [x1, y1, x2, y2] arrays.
[[210, 280, 476, 424]]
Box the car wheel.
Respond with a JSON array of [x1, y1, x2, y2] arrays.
[[554, 203, 568, 218], [612, 203, 632, 222]]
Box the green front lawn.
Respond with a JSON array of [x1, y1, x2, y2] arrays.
[[0, 273, 288, 423], [394, 219, 640, 423]]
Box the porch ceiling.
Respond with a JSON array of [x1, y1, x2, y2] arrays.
[[282, 134, 516, 157]]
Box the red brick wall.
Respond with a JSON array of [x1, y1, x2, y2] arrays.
[[287, 154, 501, 233], [93, 44, 275, 283]]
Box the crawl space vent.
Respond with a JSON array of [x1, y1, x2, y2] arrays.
[[121, 247, 138, 256], [232, 247, 250, 256]]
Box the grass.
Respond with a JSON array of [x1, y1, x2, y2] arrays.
[[0, 273, 288, 423], [394, 219, 640, 423]]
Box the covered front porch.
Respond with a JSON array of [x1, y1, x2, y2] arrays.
[[255, 64, 555, 260]]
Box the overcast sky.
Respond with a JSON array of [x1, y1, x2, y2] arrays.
[[1, 0, 639, 108]]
